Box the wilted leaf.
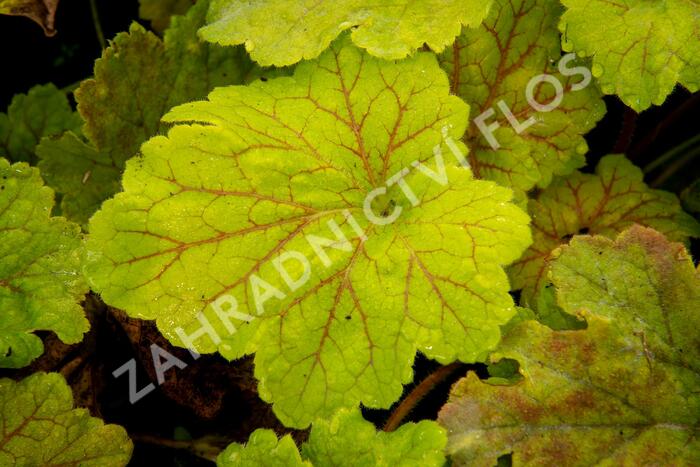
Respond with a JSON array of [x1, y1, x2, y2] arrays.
[[0, 83, 81, 164], [559, 0, 700, 111], [510, 154, 700, 310], [217, 409, 446, 466], [0, 372, 133, 466], [438, 0, 605, 194], [0, 158, 88, 368], [85, 35, 531, 427], [0, 0, 59, 36], [37, 0, 266, 226], [199, 0, 494, 66]]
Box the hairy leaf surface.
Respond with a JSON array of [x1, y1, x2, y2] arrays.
[[0, 372, 133, 466], [559, 0, 700, 111], [0, 159, 88, 368], [438, 314, 700, 465], [438, 0, 605, 194], [217, 409, 446, 466], [86, 36, 532, 427], [440, 226, 700, 464], [0, 84, 81, 164], [551, 225, 700, 372], [36, 0, 265, 225], [200, 0, 493, 66], [510, 154, 700, 310]]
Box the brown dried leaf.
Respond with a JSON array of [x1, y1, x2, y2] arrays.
[[0, 0, 59, 36]]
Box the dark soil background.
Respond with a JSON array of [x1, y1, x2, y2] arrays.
[[1, 2, 698, 466]]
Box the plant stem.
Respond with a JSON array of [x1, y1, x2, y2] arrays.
[[629, 92, 700, 159], [650, 141, 700, 188], [644, 133, 700, 175], [59, 354, 86, 379], [612, 107, 637, 154], [130, 434, 226, 462], [89, 0, 106, 50], [60, 81, 81, 94], [383, 362, 465, 432]]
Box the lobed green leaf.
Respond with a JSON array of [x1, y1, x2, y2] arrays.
[[0, 158, 88, 368], [0, 372, 133, 466], [510, 154, 700, 312], [438, 0, 605, 195], [200, 0, 494, 66], [218, 409, 446, 466], [440, 226, 700, 465], [551, 225, 700, 372], [37, 0, 270, 226], [559, 0, 700, 111], [439, 314, 700, 466], [85, 35, 532, 427], [0, 84, 81, 164]]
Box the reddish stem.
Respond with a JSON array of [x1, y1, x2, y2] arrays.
[[383, 362, 465, 432], [612, 107, 638, 154], [629, 92, 700, 159]]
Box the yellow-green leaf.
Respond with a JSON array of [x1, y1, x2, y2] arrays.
[[551, 225, 700, 372], [0, 158, 88, 368], [0, 372, 133, 466], [36, 0, 266, 226], [85, 35, 532, 427], [199, 0, 494, 66], [0, 84, 81, 164], [217, 430, 310, 467], [217, 409, 446, 466], [510, 154, 700, 311], [559, 0, 700, 111], [439, 315, 700, 466], [302, 409, 447, 466], [438, 0, 605, 194]]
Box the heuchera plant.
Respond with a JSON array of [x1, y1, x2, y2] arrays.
[[0, 0, 698, 465]]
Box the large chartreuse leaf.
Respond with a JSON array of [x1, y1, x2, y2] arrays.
[[36, 0, 264, 226], [0, 84, 82, 164], [551, 225, 700, 372], [438, 0, 604, 195], [559, 0, 700, 111], [199, 0, 493, 66], [86, 35, 532, 427], [439, 226, 700, 465], [217, 409, 446, 466], [0, 159, 88, 369], [510, 154, 700, 310], [0, 372, 133, 466]]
